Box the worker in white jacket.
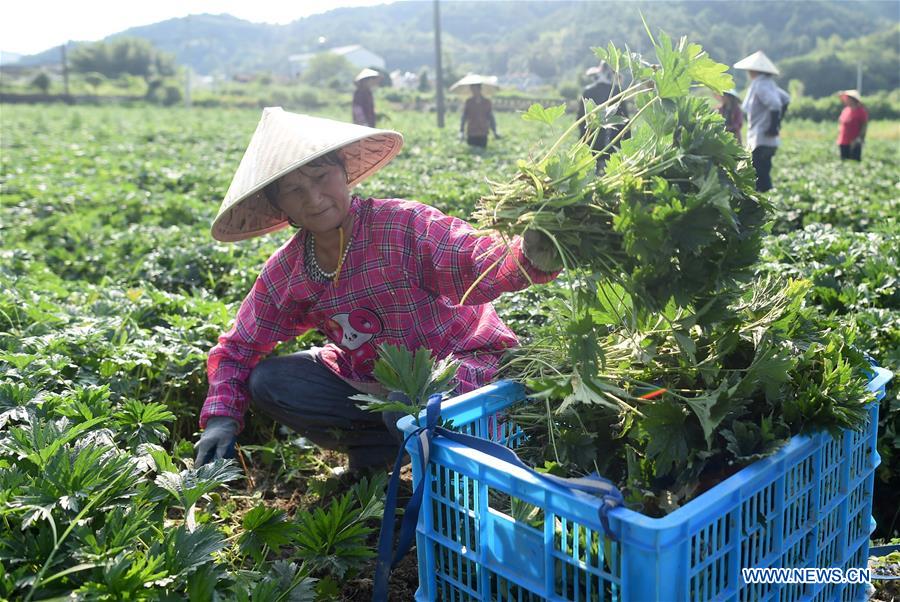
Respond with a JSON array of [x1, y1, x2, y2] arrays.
[[734, 51, 790, 192]]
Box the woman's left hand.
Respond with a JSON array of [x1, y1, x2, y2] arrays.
[[522, 229, 562, 272]]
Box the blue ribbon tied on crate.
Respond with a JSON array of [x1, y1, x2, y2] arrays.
[[373, 393, 625, 601]]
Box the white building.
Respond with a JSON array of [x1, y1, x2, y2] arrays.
[[289, 45, 386, 78], [390, 70, 420, 89]]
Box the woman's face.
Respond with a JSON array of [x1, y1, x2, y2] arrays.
[[274, 162, 351, 233]]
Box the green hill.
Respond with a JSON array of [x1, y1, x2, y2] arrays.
[[14, 1, 899, 97], [780, 25, 900, 96]]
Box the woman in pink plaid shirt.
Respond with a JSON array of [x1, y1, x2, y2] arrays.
[[195, 108, 560, 473]]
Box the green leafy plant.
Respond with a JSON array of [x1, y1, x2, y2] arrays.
[[113, 398, 176, 446], [353, 343, 459, 419], [292, 473, 386, 578], [238, 505, 298, 564], [233, 560, 317, 602], [155, 459, 242, 530]]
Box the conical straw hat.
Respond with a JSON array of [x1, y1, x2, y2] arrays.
[[839, 89, 862, 103], [354, 68, 381, 83], [211, 107, 403, 242], [733, 51, 779, 75], [449, 73, 500, 95]]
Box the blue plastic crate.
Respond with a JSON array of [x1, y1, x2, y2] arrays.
[[397, 367, 892, 601]]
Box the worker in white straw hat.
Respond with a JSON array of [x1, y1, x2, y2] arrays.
[[451, 74, 501, 147], [733, 50, 790, 192], [352, 68, 381, 127], [195, 107, 561, 474], [836, 89, 868, 161]]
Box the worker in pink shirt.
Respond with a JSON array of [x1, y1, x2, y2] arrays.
[[715, 89, 744, 145], [195, 108, 560, 472], [836, 89, 868, 162]]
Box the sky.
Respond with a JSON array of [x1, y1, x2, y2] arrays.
[[2, 0, 395, 55]]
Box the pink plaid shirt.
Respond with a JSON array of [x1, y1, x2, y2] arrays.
[[201, 196, 556, 431]]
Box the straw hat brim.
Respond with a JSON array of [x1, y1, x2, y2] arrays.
[[839, 89, 862, 103], [211, 108, 403, 242], [354, 68, 381, 83], [733, 51, 780, 76], [451, 85, 499, 97], [449, 74, 500, 95]]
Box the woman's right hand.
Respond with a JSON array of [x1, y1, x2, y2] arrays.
[[194, 417, 239, 466]]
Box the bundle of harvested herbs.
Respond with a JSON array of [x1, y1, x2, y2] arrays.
[[473, 29, 876, 514], [503, 278, 873, 515], [474, 31, 767, 318]]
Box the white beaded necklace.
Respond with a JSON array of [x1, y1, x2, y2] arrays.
[[306, 227, 353, 282]]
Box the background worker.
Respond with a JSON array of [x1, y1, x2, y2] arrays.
[[452, 74, 501, 148], [577, 62, 630, 169], [716, 89, 744, 144], [352, 68, 380, 127], [836, 89, 868, 161], [734, 51, 790, 192]]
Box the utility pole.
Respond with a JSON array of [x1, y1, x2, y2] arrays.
[[433, 0, 445, 128], [184, 16, 192, 108], [185, 68, 192, 108], [856, 62, 862, 94], [61, 43, 70, 99]]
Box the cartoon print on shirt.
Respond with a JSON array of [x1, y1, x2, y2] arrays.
[[323, 308, 383, 372]]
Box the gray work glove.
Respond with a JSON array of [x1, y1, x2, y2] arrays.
[[522, 229, 563, 273], [194, 416, 239, 466]]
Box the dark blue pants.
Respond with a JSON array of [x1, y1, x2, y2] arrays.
[[752, 145, 777, 192], [248, 350, 405, 471], [839, 144, 862, 161]]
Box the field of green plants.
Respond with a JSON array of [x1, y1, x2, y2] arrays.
[[1, 103, 898, 600]]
